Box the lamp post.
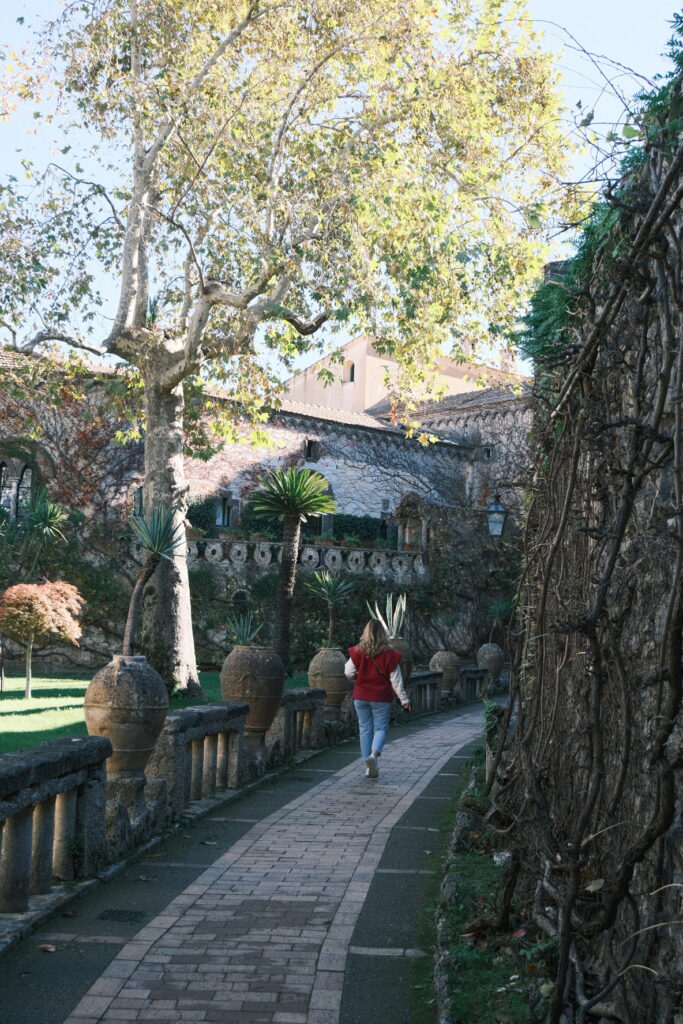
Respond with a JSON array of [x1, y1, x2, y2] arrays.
[[486, 495, 507, 539]]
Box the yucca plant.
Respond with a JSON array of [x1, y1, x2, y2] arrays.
[[225, 611, 264, 647], [247, 468, 336, 666], [124, 507, 185, 656], [367, 592, 407, 638], [305, 570, 355, 646]]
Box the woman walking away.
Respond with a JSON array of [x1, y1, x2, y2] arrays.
[[346, 619, 411, 779]]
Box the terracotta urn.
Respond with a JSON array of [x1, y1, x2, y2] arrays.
[[308, 647, 350, 720], [389, 636, 413, 686], [220, 645, 285, 750], [84, 654, 169, 777], [429, 650, 460, 697], [477, 642, 505, 688]]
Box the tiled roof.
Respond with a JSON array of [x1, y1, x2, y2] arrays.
[[275, 398, 404, 432], [416, 383, 533, 418]]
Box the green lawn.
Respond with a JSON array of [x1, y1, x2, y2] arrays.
[[0, 668, 309, 756]]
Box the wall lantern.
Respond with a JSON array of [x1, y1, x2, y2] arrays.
[[486, 495, 507, 538]]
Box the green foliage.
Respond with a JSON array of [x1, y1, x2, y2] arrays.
[[186, 495, 217, 535], [238, 505, 282, 540], [130, 506, 184, 558], [225, 611, 264, 646], [304, 570, 356, 606], [367, 592, 407, 637], [330, 514, 382, 543], [247, 468, 336, 522]]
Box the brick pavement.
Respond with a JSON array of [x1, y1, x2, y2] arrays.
[[63, 707, 483, 1024]]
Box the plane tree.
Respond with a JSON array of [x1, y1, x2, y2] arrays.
[[0, 0, 571, 693]]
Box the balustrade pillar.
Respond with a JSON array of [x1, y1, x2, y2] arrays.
[[31, 796, 56, 894], [203, 734, 218, 797], [190, 738, 204, 802], [53, 789, 77, 881], [0, 807, 34, 912]]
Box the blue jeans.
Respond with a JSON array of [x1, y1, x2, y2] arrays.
[[354, 700, 392, 758]]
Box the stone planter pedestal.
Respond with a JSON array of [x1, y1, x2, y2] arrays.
[[308, 648, 350, 722], [429, 650, 460, 700], [84, 654, 169, 852], [220, 646, 285, 752], [477, 643, 504, 695]]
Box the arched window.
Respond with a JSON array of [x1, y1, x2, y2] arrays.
[[0, 463, 11, 515], [16, 465, 33, 520], [342, 361, 355, 383]]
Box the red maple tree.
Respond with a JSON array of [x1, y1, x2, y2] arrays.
[[0, 581, 84, 698]]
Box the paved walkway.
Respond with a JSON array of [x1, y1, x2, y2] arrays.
[[0, 706, 483, 1024]]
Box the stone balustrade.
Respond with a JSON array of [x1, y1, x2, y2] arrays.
[[0, 674, 487, 920], [458, 666, 489, 701], [267, 688, 327, 761], [187, 538, 428, 582], [146, 702, 249, 816], [410, 671, 443, 714], [0, 736, 112, 913]]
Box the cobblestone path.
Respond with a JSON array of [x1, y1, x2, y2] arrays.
[[64, 707, 483, 1024]]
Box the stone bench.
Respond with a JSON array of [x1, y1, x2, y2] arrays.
[[0, 736, 111, 913]]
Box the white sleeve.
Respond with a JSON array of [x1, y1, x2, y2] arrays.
[[390, 664, 409, 704], [345, 657, 357, 680]]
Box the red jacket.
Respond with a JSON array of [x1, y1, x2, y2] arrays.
[[348, 645, 401, 702]]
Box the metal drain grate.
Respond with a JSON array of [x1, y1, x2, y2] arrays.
[[97, 908, 147, 923]]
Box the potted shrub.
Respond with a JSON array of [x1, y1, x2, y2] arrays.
[[84, 507, 182, 777], [305, 571, 355, 720], [220, 611, 285, 751], [367, 593, 413, 684]]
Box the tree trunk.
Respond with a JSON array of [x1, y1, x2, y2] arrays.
[[327, 603, 335, 647], [25, 634, 33, 699], [275, 514, 301, 669], [123, 552, 160, 656], [140, 376, 203, 698]]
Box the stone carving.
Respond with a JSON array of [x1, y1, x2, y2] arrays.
[[323, 547, 344, 570], [228, 541, 248, 565], [253, 541, 273, 566], [205, 542, 224, 563], [369, 551, 389, 574], [345, 549, 366, 573], [300, 545, 320, 569]]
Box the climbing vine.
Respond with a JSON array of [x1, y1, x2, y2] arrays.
[[493, 50, 683, 1023]]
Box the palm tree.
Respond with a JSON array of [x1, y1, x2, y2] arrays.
[[305, 570, 355, 646], [124, 507, 184, 656], [247, 468, 336, 667]]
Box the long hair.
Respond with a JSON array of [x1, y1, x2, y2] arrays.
[[357, 618, 390, 659]]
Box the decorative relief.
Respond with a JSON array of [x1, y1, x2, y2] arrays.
[[369, 551, 388, 574], [229, 541, 248, 565], [300, 545, 321, 569], [345, 549, 366, 573], [205, 542, 225, 563], [253, 541, 272, 566], [391, 554, 412, 577], [323, 548, 344, 571]]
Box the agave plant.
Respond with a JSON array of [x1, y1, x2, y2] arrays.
[[367, 592, 407, 638], [247, 467, 336, 667], [123, 506, 185, 656], [305, 570, 355, 646], [225, 611, 264, 647]]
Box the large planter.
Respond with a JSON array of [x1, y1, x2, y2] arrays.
[[220, 645, 285, 750], [477, 643, 504, 686], [429, 650, 460, 697], [308, 647, 350, 721], [389, 636, 413, 686], [84, 655, 169, 778]]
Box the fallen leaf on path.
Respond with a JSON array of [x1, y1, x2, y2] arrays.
[[38, 944, 57, 953]]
